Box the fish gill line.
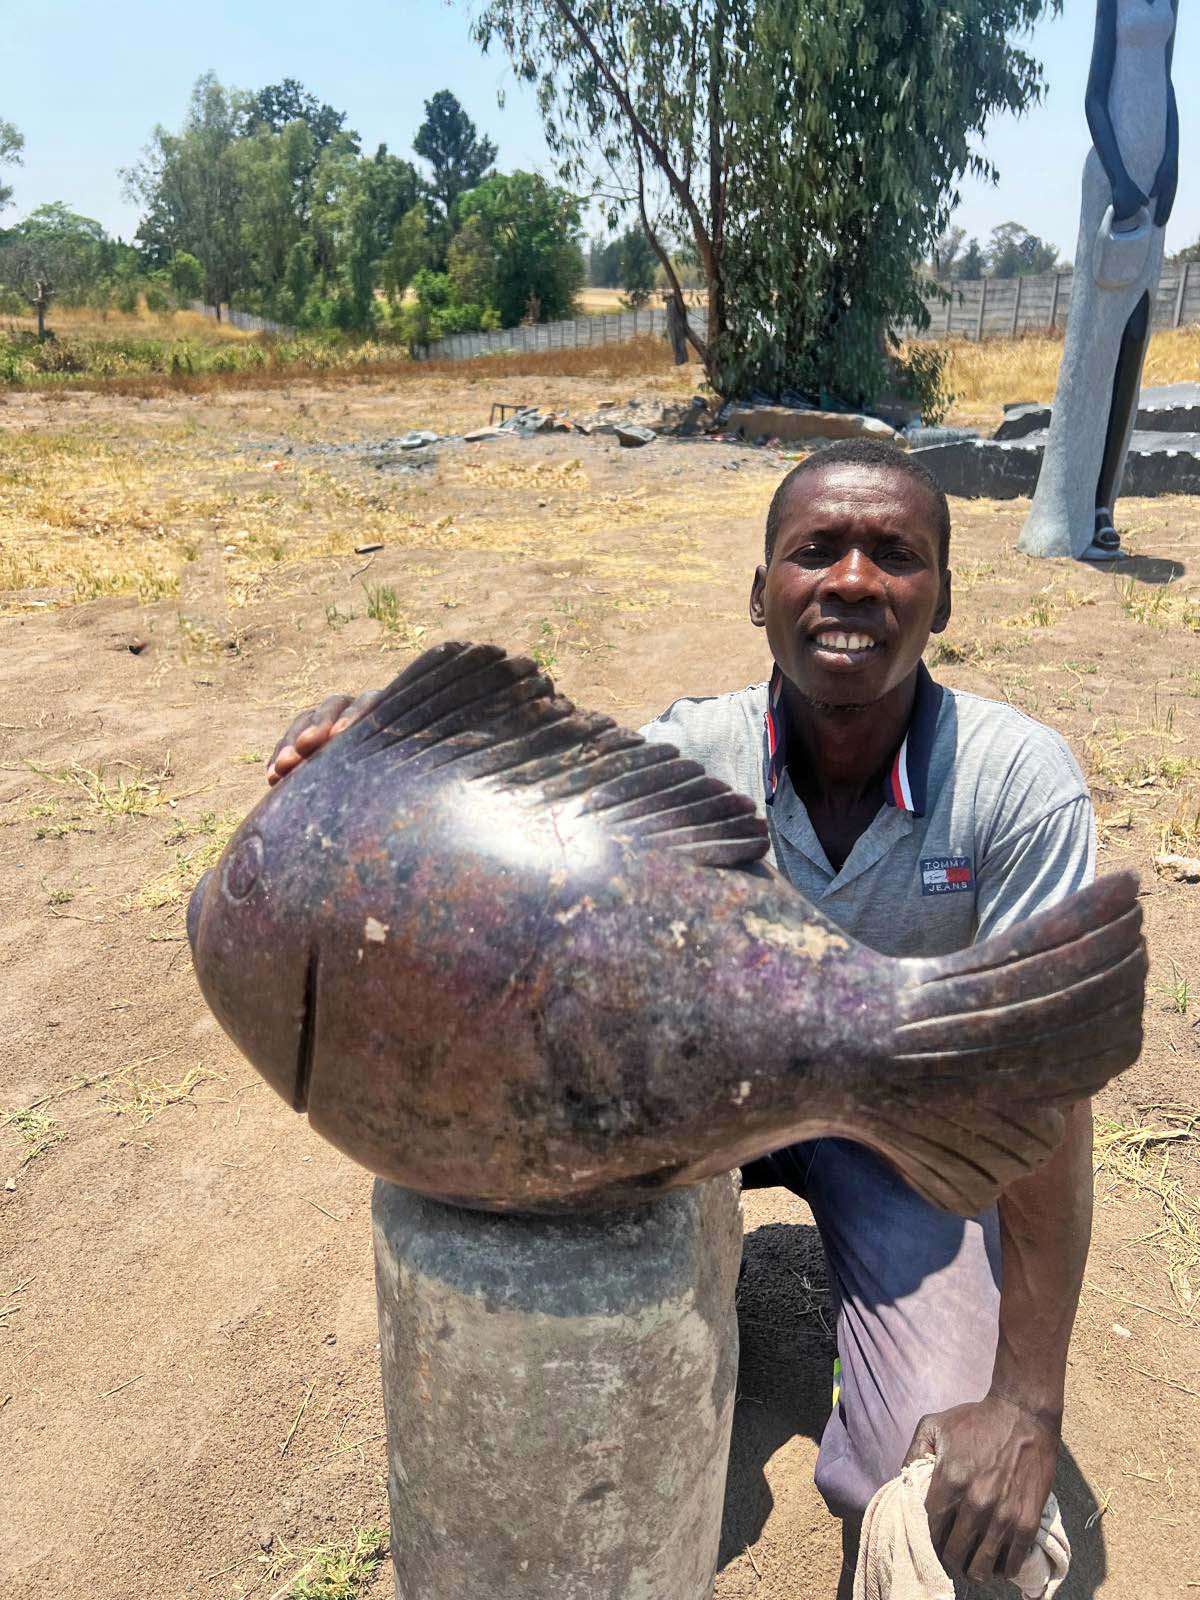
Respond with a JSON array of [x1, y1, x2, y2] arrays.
[[293, 945, 320, 1112]]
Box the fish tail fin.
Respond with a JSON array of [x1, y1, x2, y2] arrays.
[[863, 872, 1145, 1214]]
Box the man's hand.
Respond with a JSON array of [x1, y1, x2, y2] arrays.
[[905, 1394, 1058, 1587], [266, 688, 384, 785]]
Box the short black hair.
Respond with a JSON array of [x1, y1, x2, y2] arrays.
[[763, 438, 951, 570]]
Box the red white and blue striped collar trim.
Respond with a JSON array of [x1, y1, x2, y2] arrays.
[[763, 660, 944, 817]]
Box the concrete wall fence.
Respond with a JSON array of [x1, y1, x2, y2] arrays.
[[188, 261, 1200, 360], [899, 260, 1200, 341]]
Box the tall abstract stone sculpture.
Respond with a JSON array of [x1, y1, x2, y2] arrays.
[[1020, 0, 1179, 562]]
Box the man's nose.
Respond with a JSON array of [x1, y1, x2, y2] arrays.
[[820, 548, 884, 603]]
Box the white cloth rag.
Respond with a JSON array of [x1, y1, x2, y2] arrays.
[[853, 1455, 1070, 1600]]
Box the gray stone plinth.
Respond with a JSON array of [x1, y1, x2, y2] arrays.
[[910, 431, 1200, 501], [372, 1176, 743, 1600], [996, 384, 1200, 442]]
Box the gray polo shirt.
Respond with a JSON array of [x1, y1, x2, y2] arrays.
[[640, 663, 1095, 960]]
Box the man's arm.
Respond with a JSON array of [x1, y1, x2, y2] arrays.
[[906, 782, 1097, 1586], [909, 1101, 1092, 1585]]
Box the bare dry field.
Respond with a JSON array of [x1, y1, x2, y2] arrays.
[[1, 347, 1198, 1600]]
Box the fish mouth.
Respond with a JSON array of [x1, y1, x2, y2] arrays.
[[294, 946, 319, 1112]]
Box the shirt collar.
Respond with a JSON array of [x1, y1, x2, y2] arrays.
[[763, 659, 943, 817]]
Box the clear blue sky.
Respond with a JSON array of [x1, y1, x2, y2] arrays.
[[4, 0, 1196, 260]]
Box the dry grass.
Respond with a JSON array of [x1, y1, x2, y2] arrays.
[[214, 1525, 388, 1600], [2, 325, 687, 400], [1095, 1107, 1200, 1316], [135, 811, 240, 910], [3, 302, 260, 345], [30, 759, 178, 817], [3, 1107, 64, 1165], [104, 1060, 219, 1124], [923, 325, 1200, 429]]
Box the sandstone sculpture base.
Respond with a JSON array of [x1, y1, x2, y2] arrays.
[[372, 1176, 742, 1600]]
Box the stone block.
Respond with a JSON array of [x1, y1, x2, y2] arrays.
[[373, 1176, 742, 1600], [910, 430, 1200, 500], [725, 406, 897, 446]]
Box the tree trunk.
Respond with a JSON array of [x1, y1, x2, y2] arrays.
[[36, 300, 46, 341]]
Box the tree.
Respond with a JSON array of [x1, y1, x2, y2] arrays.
[[447, 214, 494, 306], [958, 237, 987, 279], [1173, 239, 1200, 264], [245, 79, 357, 152], [0, 118, 23, 214], [456, 170, 584, 325], [383, 202, 432, 302], [587, 233, 622, 287], [618, 225, 656, 306], [474, 0, 1057, 403], [931, 226, 966, 281], [413, 90, 497, 232], [987, 221, 1058, 277], [0, 204, 111, 337], [123, 73, 248, 314]]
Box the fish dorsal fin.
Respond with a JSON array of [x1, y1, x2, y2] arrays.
[[345, 640, 769, 866]]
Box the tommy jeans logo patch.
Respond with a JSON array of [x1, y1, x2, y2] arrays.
[[921, 856, 974, 896]]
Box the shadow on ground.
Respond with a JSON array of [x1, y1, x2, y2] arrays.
[[1109, 554, 1186, 583], [720, 1215, 1109, 1599]]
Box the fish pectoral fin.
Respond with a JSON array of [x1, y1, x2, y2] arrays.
[[863, 870, 1146, 1215], [343, 639, 769, 868]]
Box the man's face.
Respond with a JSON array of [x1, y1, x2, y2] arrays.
[[749, 463, 952, 709]]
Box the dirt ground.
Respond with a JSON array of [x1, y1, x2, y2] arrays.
[[1, 367, 1198, 1599]]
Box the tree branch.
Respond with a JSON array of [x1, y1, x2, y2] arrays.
[[632, 137, 709, 364], [544, 0, 716, 282]]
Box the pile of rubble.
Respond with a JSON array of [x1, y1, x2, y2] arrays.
[[461, 398, 667, 448], [294, 393, 941, 470]]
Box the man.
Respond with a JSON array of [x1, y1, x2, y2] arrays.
[[268, 438, 1096, 1591]]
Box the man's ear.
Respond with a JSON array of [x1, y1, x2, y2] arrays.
[[930, 569, 952, 635], [750, 565, 768, 628]]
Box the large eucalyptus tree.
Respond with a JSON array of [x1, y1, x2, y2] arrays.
[[474, 0, 1057, 403]]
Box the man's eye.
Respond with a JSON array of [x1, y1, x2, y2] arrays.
[[791, 546, 829, 565]]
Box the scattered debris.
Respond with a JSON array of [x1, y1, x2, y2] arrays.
[[353, 543, 384, 556], [1156, 852, 1200, 882], [399, 430, 439, 450], [615, 424, 656, 449]]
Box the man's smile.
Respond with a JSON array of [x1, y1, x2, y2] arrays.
[[808, 622, 885, 666]]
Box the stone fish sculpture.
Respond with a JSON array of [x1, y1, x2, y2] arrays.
[[188, 641, 1146, 1215]]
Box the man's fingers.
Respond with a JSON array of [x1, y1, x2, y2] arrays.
[[903, 1414, 940, 1468], [330, 686, 386, 735], [937, 1496, 990, 1579], [964, 1522, 1010, 1584], [1001, 1516, 1044, 1581], [266, 695, 355, 783]]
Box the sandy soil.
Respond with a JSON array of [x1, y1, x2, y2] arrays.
[[1, 373, 1197, 1599]]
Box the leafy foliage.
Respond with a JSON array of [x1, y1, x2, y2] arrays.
[[619, 226, 657, 307], [414, 90, 498, 231], [474, 0, 1058, 405], [986, 221, 1058, 277], [457, 171, 584, 325], [0, 117, 23, 213]]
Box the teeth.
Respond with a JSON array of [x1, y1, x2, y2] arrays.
[[818, 632, 875, 651]]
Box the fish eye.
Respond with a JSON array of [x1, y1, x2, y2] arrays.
[[223, 833, 264, 900]]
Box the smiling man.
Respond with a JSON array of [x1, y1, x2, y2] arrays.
[[267, 437, 1096, 1592]]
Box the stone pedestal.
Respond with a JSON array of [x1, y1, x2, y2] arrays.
[[372, 1176, 742, 1600]]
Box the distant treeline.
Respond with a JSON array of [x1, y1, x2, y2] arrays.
[[0, 77, 667, 345]]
